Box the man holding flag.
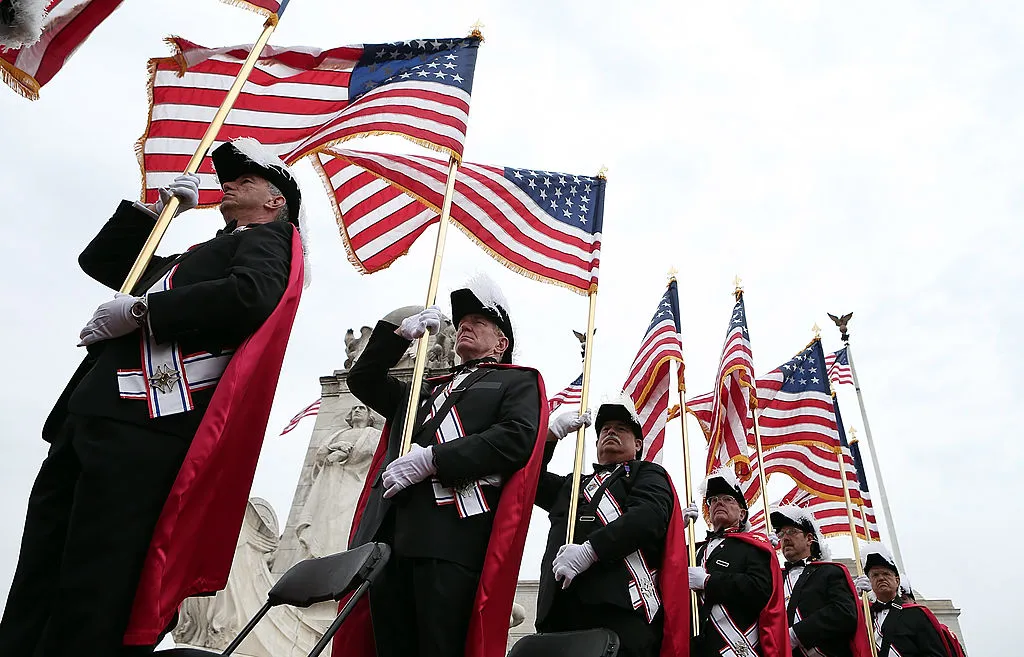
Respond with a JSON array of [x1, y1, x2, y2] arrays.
[[341, 274, 546, 657], [535, 397, 689, 657], [0, 137, 306, 656], [685, 467, 789, 657]]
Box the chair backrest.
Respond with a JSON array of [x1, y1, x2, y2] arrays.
[[267, 542, 390, 608], [507, 629, 620, 657]]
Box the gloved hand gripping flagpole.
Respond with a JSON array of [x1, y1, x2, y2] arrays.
[[119, 15, 281, 294], [398, 157, 460, 456]]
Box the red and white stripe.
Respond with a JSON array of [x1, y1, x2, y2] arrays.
[[280, 399, 320, 435], [548, 375, 583, 413], [754, 372, 841, 452], [314, 149, 603, 294], [139, 37, 473, 206], [706, 295, 756, 475], [229, 0, 286, 16], [826, 350, 854, 386], [750, 486, 881, 540], [0, 1, 123, 100]]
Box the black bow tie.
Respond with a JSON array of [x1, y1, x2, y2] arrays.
[[784, 559, 808, 571], [871, 600, 899, 614], [450, 356, 497, 375], [216, 220, 239, 236]]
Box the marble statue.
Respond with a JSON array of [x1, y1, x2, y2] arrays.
[[295, 403, 380, 559]]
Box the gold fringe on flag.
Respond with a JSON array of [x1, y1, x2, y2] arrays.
[[0, 56, 42, 100]]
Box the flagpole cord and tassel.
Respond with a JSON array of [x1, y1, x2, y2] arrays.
[[835, 440, 879, 657], [398, 157, 460, 456], [829, 314, 906, 574], [119, 15, 280, 293]]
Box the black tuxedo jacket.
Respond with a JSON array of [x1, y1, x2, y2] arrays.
[[534, 445, 674, 630], [44, 201, 292, 440], [347, 320, 541, 570], [787, 562, 858, 657], [878, 604, 950, 657], [692, 534, 774, 657]]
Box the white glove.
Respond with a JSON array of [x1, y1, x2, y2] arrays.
[[154, 173, 201, 216], [552, 541, 598, 589], [854, 574, 872, 594], [682, 502, 699, 524], [395, 305, 443, 340], [547, 409, 592, 441], [78, 293, 143, 346], [381, 444, 436, 498], [789, 628, 801, 648], [770, 534, 781, 548], [688, 566, 709, 590]]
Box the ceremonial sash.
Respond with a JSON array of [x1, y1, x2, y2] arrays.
[[117, 265, 232, 418], [425, 370, 501, 518], [784, 567, 827, 657], [582, 467, 662, 622], [874, 607, 903, 657]]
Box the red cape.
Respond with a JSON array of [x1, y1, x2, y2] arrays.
[[903, 602, 961, 657], [831, 562, 872, 657], [332, 364, 549, 657], [123, 227, 304, 645], [728, 532, 791, 657], [659, 477, 691, 657]]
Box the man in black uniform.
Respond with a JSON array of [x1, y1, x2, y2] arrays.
[[534, 396, 676, 657], [770, 506, 860, 657], [346, 276, 543, 657], [858, 544, 950, 657], [0, 138, 303, 657], [685, 467, 785, 657]]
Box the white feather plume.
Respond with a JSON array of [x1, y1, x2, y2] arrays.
[[598, 391, 642, 425], [861, 541, 898, 572], [770, 504, 832, 561], [220, 138, 310, 287], [460, 271, 511, 318], [699, 464, 742, 498], [0, 0, 48, 49]]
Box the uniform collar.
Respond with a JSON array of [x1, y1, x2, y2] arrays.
[[450, 356, 497, 375]]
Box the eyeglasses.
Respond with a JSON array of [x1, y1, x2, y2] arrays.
[[706, 494, 739, 506], [775, 527, 806, 538]]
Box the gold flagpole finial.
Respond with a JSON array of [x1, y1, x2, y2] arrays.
[[469, 20, 485, 40], [849, 426, 858, 442], [732, 275, 744, 298], [812, 323, 822, 339], [667, 266, 678, 282], [596, 165, 608, 179]]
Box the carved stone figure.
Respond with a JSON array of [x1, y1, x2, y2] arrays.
[[295, 403, 380, 559]]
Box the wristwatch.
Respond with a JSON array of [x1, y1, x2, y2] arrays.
[[130, 297, 149, 326]]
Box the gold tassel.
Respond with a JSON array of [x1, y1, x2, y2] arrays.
[[0, 57, 40, 100]]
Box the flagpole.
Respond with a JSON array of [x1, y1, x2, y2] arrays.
[[750, 418, 771, 537], [835, 443, 879, 657], [670, 270, 700, 636], [398, 156, 460, 456], [858, 503, 871, 540], [119, 16, 280, 293], [566, 288, 598, 544], [830, 316, 905, 573]]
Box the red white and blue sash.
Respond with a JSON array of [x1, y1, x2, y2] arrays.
[[426, 371, 501, 518], [116, 265, 232, 418], [582, 467, 662, 623]]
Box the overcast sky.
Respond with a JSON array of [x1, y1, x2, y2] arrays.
[[1, 1, 1019, 654]]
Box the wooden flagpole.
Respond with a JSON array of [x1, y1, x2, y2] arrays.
[[734, 280, 771, 537], [119, 16, 280, 293], [669, 269, 700, 635], [565, 288, 598, 543], [835, 442, 879, 657], [398, 156, 460, 456]]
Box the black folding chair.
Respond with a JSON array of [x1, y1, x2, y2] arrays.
[[159, 542, 390, 657], [507, 629, 620, 657]]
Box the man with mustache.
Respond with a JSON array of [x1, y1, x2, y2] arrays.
[[856, 544, 952, 657], [533, 396, 689, 657], [769, 506, 867, 657], [340, 274, 546, 657], [685, 467, 789, 657]]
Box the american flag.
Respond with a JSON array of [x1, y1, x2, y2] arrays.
[[837, 395, 882, 540], [1, 0, 124, 99], [621, 280, 682, 463], [749, 486, 881, 540], [0, 0, 291, 100], [825, 347, 854, 386], [139, 35, 481, 204], [705, 292, 756, 475], [280, 398, 320, 435], [755, 339, 841, 451], [548, 374, 583, 412], [314, 149, 605, 294]]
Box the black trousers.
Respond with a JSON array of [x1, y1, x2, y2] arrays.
[[0, 414, 190, 657], [543, 596, 662, 657], [368, 554, 482, 657]]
